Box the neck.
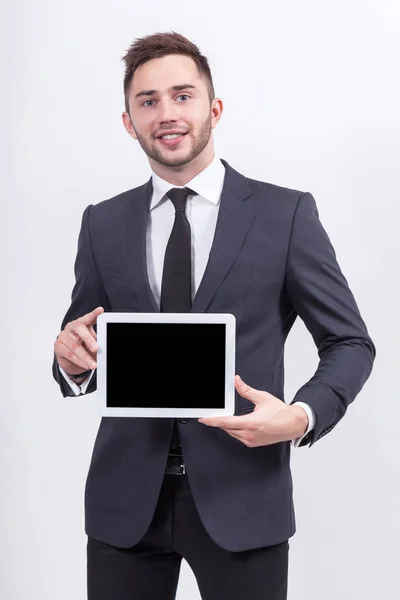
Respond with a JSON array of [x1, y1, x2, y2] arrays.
[[149, 145, 215, 186]]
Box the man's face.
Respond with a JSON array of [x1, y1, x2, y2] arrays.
[[123, 54, 220, 168]]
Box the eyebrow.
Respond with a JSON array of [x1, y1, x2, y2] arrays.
[[135, 84, 197, 99]]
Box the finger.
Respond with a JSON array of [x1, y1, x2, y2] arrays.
[[79, 306, 105, 328], [224, 427, 273, 448], [57, 337, 96, 371], [222, 428, 253, 447], [68, 321, 98, 354], [89, 325, 97, 340], [198, 414, 253, 430], [64, 326, 97, 369]]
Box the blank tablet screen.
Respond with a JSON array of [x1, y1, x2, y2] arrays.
[[106, 322, 226, 409]]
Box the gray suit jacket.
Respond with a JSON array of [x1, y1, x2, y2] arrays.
[[52, 158, 375, 551]]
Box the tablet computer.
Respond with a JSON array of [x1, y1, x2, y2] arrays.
[[96, 312, 236, 418]]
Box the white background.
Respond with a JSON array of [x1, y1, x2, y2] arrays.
[[1, 1, 399, 598]]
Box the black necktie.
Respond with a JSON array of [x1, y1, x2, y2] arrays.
[[160, 187, 194, 313], [160, 187, 194, 453]]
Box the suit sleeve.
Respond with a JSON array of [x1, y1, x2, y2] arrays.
[[52, 204, 111, 397], [285, 192, 376, 447]]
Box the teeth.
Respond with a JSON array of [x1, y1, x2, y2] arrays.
[[160, 134, 183, 139]]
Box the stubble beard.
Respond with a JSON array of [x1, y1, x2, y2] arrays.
[[134, 115, 212, 168]]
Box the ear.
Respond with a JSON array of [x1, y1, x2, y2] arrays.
[[122, 111, 138, 140], [210, 98, 223, 129]]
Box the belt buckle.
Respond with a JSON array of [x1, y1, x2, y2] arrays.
[[167, 453, 186, 475]]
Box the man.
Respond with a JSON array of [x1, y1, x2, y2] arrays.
[[52, 31, 375, 600]]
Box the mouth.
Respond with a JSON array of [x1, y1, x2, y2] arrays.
[[156, 132, 188, 147]]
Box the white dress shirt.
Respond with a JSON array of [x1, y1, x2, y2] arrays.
[[60, 154, 315, 446]]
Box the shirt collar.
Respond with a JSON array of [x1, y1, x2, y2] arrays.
[[150, 155, 226, 210]]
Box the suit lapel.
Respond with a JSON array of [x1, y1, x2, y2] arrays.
[[123, 178, 160, 312], [122, 159, 256, 313], [191, 159, 256, 312]]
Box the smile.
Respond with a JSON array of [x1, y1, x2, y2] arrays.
[[157, 133, 188, 147]]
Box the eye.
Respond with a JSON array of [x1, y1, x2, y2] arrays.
[[176, 94, 190, 101], [142, 99, 155, 107]]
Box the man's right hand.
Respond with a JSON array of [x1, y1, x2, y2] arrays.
[[54, 306, 104, 375]]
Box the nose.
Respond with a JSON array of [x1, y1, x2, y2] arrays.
[[158, 98, 180, 123]]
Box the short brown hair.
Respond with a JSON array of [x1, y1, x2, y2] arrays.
[[121, 31, 215, 115]]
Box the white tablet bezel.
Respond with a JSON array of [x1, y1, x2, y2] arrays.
[[96, 312, 236, 418]]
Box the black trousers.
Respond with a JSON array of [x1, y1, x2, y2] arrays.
[[87, 473, 289, 600]]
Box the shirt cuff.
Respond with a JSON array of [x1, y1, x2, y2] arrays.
[[291, 402, 316, 448], [59, 366, 95, 396]]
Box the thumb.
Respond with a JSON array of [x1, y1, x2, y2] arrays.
[[234, 374, 262, 405]]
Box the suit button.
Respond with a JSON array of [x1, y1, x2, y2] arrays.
[[179, 418, 189, 424]]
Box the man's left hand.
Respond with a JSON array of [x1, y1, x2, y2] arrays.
[[198, 375, 308, 447]]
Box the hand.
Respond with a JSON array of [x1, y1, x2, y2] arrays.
[[54, 306, 104, 375], [198, 375, 309, 447]]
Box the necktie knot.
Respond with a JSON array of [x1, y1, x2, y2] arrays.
[[166, 187, 195, 213]]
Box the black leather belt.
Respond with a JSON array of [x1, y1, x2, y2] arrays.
[[165, 452, 186, 475]]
